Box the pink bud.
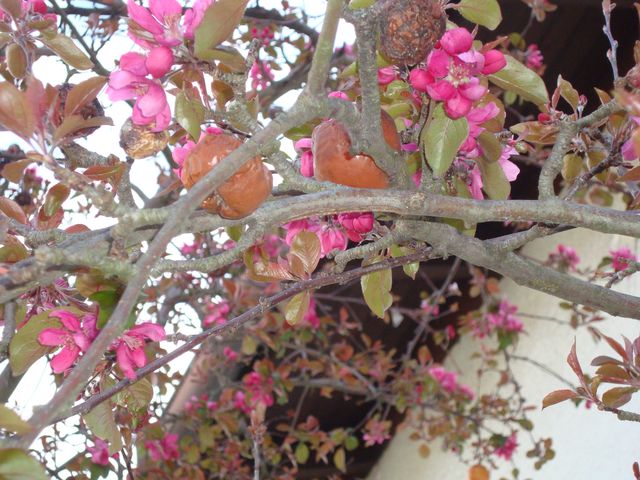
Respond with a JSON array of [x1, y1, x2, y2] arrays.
[[440, 28, 474, 55], [377, 67, 397, 85], [409, 68, 433, 93], [146, 46, 174, 78], [482, 49, 506, 75], [328, 91, 349, 101], [300, 151, 314, 178]]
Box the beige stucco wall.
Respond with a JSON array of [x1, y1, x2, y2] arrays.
[[369, 230, 640, 479]]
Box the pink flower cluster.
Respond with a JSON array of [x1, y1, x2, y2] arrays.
[[494, 432, 518, 460], [610, 247, 637, 272], [204, 300, 231, 327], [38, 310, 98, 374], [242, 370, 274, 409], [87, 438, 118, 466], [108, 0, 212, 131], [250, 60, 275, 91], [409, 28, 506, 119], [284, 213, 374, 257], [363, 417, 392, 446], [478, 299, 524, 337], [250, 25, 274, 46], [111, 323, 166, 379], [145, 433, 180, 462], [428, 365, 475, 399], [525, 44, 544, 70], [38, 308, 165, 379], [548, 244, 580, 271]]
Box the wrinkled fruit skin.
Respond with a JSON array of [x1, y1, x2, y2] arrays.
[[379, 0, 446, 66], [312, 110, 401, 189], [181, 134, 273, 219], [120, 118, 169, 159]]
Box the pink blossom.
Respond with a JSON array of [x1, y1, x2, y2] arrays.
[[482, 49, 507, 75], [250, 61, 275, 91], [525, 44, 544, 69], [38, 310, 98, 374], [107, 52, 171, 131], [111, 323, 165, 379], [283, 218, 322, 245], [550, 244, 580, 271], [402, 143, 419, 153], [498, 143, 520, 182], [337, 212, 374, 242], [87, 439, 112, 466], [328, 91, 350, 101], [204, 301, 231, 327], [468, 165, 484, 200], [294, 137, 314, 178], [243, 371, 274, 408], [183, 0, 214, 40], [233, 390, 250, 414], [378, 66, 397, 85], [611, 247, 637, 272], [303, 297, 320, 328], [172, 139, 196, 180], [145, 46, 174, 78], [318, 226, 348, 256], [223, 346, 238, 362], [428, 366, 459, 393], [363, 418, 391, 446], [494, 432, 518, 460], [486, 300, 523, 334], [127, 0, 183, 48], [146, 434, 180, 462], [410, 28, 505, 119]]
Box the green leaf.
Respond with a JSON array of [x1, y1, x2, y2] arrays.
[[361, 259, 393, 319], [348, 0, 376, 9], [121, 378, 153, 411], [194, 0, 250, 60], [0, 405, 31, 435], [0, 449, 48, 480], [9, 310, 61, 376], [457, 0, 502, 30], [284, 291, 311, 326], [390, 245, 419, 279], [477, 158, 510, 200], [477, 131, 502, 163], [334, 447, 347, 473], [175, 91, 205, 141], [295, 442, 309, 464], [489, 55, 549, 106], [39, 31, 93, 70], [89, 290, 119, 329], [557, 75, 579, 111], [0, 82, 35, 140], [290, 231, 321, 275], [422, 104, 469, 177], [83, 402, 123, 455], [202, 46, 247, 72]]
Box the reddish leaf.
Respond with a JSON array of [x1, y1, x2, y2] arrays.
[[1, 159, 31, 183], [83, 163, 124, 183], [63, 76, 107, 117], [289, 230, 321, 276], [602, 387, 637, 408], [0, 197, 27, 224], [43, 183, 70, 218], [0, 82, 36, 140], [64, 224, 90, 234], [0, 0, 21, 18], [53, 115, 112, 144], [39, 30, 94, 70], [541, 389, 578, 409], [619, 166, 640, 182], [567, 340, 585, 383], [37, 206, 64, 230]]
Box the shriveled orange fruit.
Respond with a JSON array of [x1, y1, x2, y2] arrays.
[[180, 133, 273, 219], [311, 110, 401, 189]]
